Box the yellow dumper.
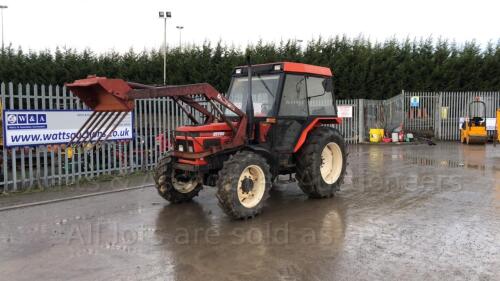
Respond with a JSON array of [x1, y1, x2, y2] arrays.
[[460, 100, 488, 144]]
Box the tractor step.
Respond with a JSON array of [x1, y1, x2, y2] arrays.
[[275, 174, 296, 184]]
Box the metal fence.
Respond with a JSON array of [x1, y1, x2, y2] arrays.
[[1, 82, 498, 192], [335, 99, 360, 144], [0, 82, 361, 192], [402, 91, 500, 140], [437, 91, 500, 140], [355, 96, 404, 140], [0, 82, 200, 192], [402, 91, 439, 135], [360, 91, 500, 141]]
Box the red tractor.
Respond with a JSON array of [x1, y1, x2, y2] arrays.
[[66, 62, 347, 219]]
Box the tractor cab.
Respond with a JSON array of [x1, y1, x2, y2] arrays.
[[223, 62, 339, 156], [225, 62, 336, 118], [461, 99, 488, 144]]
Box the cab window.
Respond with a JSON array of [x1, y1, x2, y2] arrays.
[[306, 76, 336, 115], [279, 74, 308, 116], [225, 74, 280, 117]]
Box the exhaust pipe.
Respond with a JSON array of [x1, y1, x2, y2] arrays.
[[245, 55, 254, 142]]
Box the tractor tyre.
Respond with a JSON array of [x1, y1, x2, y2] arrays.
[[296, 127, 347, 198], [154, 154, 203, 203], [216, 151, 271, 219]]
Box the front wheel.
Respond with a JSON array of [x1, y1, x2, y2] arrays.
[[154, 155, 203, 203], [296, 127, 347, 198], [216, 151, 271, 219]]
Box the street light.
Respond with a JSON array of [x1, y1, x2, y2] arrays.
[[176, 26, 184, 49], [295, 39, 304, 52], [159, 11, 171, 85], [0, 5, 7, 52]]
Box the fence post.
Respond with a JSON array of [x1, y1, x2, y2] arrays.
[[358, 99, 365, 143], [436, 92, 442, 140], [9, 83, 17, 191], [1, 82, 7, 191], [401, 90, 405, 129]]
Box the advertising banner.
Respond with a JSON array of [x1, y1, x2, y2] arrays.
[[3, 110, 133, 147]]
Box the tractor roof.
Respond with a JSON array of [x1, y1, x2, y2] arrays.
[[233, 62, 333, 77], [282, 62, 332, 77]]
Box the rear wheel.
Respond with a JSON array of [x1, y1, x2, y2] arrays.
[[216, 151, 271, 219], [154, 155, 203, 203], [296, 127, 347, 198]]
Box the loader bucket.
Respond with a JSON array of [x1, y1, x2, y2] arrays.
[[66, 76, 134, 112], [65, 76, 134, 147]]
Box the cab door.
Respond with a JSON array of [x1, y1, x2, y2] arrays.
[[270, 74, 337, 153], [270, 74, 309, 153]]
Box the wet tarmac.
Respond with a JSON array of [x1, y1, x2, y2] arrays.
[[0, 143, 499, 281]]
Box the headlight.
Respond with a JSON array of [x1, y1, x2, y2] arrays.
[[188, 145, 194, 152], [178, 145, 184, 152]]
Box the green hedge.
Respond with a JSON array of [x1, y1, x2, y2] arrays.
[[0, 36, 499, 99]]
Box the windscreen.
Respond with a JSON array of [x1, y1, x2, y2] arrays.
[[225, 74, 280, 117]]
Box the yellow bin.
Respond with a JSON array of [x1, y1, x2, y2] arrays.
[[369, 128, 384, 143]]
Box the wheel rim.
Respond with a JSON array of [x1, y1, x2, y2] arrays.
[[172, 175, 199, 193], [320, 142, 343, 184], [237, 165, 266, 208]]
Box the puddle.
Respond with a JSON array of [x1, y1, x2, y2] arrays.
[[402, 155, 500, 173]]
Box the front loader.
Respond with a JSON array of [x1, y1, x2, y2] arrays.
[[66, 62, 347, 219]]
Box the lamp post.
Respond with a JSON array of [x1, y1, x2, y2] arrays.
[[176, 26, 184, 49], [159, 11, 171, 85], [295, 38, 304, 52], [0, 5, 7, 52]]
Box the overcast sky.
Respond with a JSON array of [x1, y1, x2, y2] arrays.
[[1, 0, 499, 53]]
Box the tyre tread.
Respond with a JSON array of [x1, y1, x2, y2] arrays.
[[153, 154, 202, 203], [296, 127, 347, 198], [216, 151, 271, 219]]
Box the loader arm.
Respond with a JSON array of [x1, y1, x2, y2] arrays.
[[65, 76, 247, 147]]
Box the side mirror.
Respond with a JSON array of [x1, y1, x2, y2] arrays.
[[322, 78, 333, 92]]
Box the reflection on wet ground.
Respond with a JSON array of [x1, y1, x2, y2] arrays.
[[0, 143, 499, 281], [152, 192, 347, 281]]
